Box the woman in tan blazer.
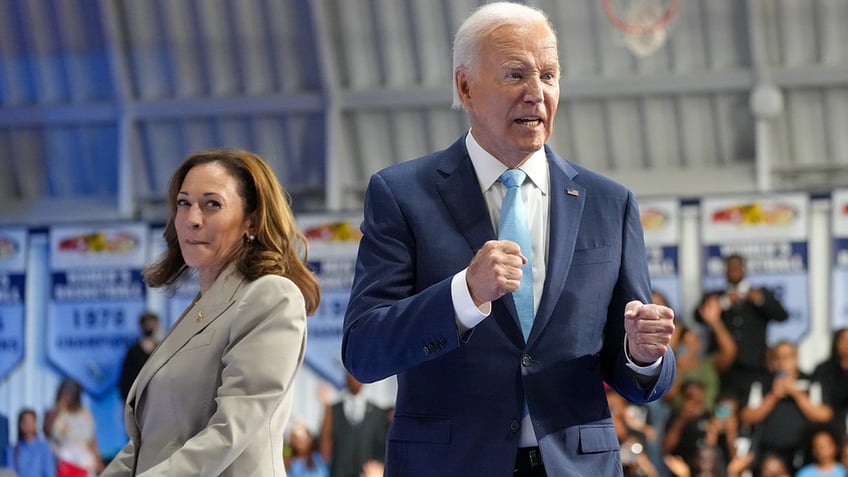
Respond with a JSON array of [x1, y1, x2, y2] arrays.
[[101, 149, 320, 476]]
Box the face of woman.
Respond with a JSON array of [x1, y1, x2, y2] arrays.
[[175, 162, 252, 291]]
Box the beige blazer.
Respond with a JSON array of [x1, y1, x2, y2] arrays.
[[100, 266, 307, 477]]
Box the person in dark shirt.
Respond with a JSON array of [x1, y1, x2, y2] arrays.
[[694, 254, 788, 402], [319, 374, 390, 477], [118, 312, 160, 401], [740, 341, 833, 473], [812, 328, 848, 437]]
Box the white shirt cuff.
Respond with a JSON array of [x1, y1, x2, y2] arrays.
[[623, 334, 662, 377], [451, 269, 490, 331]]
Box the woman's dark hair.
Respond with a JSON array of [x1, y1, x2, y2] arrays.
[[56, 378, 83, 411]]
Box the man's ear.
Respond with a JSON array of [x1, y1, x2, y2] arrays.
[[455, 67, 472, 108]]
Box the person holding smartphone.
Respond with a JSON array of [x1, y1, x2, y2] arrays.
[[740, 341, 834, 473]]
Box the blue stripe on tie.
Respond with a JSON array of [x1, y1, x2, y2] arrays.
[[498, 168, 534, 341]]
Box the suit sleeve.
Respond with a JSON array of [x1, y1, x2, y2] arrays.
[[601, 191, 676, 403], [343, 173, 462, 383], [137, 277, 307, 476], [99, 440, 135, 476]]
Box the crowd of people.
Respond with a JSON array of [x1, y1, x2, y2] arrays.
[[0, 378, 100, 477], [609, 255, 848, 477]]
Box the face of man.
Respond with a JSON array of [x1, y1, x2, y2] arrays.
[[725, 256, 746, 285], [456, 20, 560, 168]]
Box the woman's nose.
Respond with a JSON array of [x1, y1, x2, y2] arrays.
[[186, 204, 202, 228]]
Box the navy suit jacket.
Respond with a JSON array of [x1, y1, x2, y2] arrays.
[[343, 136, 675, 477]]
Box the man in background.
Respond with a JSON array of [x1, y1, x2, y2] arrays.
[[695, 254, 788, 403], [118, 311, 160, 401]]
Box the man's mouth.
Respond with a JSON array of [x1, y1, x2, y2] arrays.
[[515, 117, 542, 127]]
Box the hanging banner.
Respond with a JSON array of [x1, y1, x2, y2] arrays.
[[47, 223, 149, 396], [832, 189, 848, 330], [700, 194, 809, 344], [0, 228, 28, 380], [640, 198, 682, 314], [298, 214, 362, 390]]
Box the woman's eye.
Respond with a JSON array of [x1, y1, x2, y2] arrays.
[[205, 200, 222, 209], [176, 199, 190, 207]]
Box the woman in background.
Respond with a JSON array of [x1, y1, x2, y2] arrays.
[[100, 149, 319, 476], [44, 378, 101, 477]]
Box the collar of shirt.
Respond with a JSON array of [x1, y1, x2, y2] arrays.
[[342, 391, 367, 424], [728, 280, 751, 296], [465, 130, 548, 196]]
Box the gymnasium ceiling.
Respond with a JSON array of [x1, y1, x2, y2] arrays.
[[1, 0, 847, 225]]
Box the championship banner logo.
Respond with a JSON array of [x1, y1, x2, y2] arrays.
[[0, 228, 28, 381], [47, 223, 149, 396], [700, 194, 809, 344], [640, 198, 681, 314], [832, 189, 848, 329], [298, 214, 363, 389]]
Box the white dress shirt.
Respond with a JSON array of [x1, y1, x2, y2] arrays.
[[449, 130, 659, 447]]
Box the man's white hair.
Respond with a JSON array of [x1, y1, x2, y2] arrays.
[[451, 1, 558, 109]]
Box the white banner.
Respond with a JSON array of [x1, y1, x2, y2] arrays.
[[832, 189, 848, 330], [298, 214, 363, 390], [46, 223, 149, 395], [700, 194, 809, 344]]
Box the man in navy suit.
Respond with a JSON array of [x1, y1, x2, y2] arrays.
[[342, 2, 676, 476]]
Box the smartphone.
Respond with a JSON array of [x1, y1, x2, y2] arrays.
[[735, 436, 752, 457], [715, 402, 732, 420]]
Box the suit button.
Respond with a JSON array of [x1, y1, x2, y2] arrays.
[[439, 336, 447, 345], [423, 346, 430, 356], [521, 354, 532, 366], [510, 420, 520, 432]]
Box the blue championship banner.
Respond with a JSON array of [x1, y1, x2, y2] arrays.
[[47, 223, 149, 396], [0, 228, 28, 381], [832, 189, 848, 330], [298, 214, 362, 390], [640, 198, 682, 314], [700, 194, 810, 344]]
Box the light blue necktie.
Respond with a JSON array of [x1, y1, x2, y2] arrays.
[[498, 169, 534, 341]]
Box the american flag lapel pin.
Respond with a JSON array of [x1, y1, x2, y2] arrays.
[[566, 188, 579, 197]]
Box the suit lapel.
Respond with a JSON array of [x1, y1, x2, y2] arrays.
[[528, 150, 585, 345], [436, 138, 526, 343], [436, 138, 496, 256], [127, 267, 242, 416]]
